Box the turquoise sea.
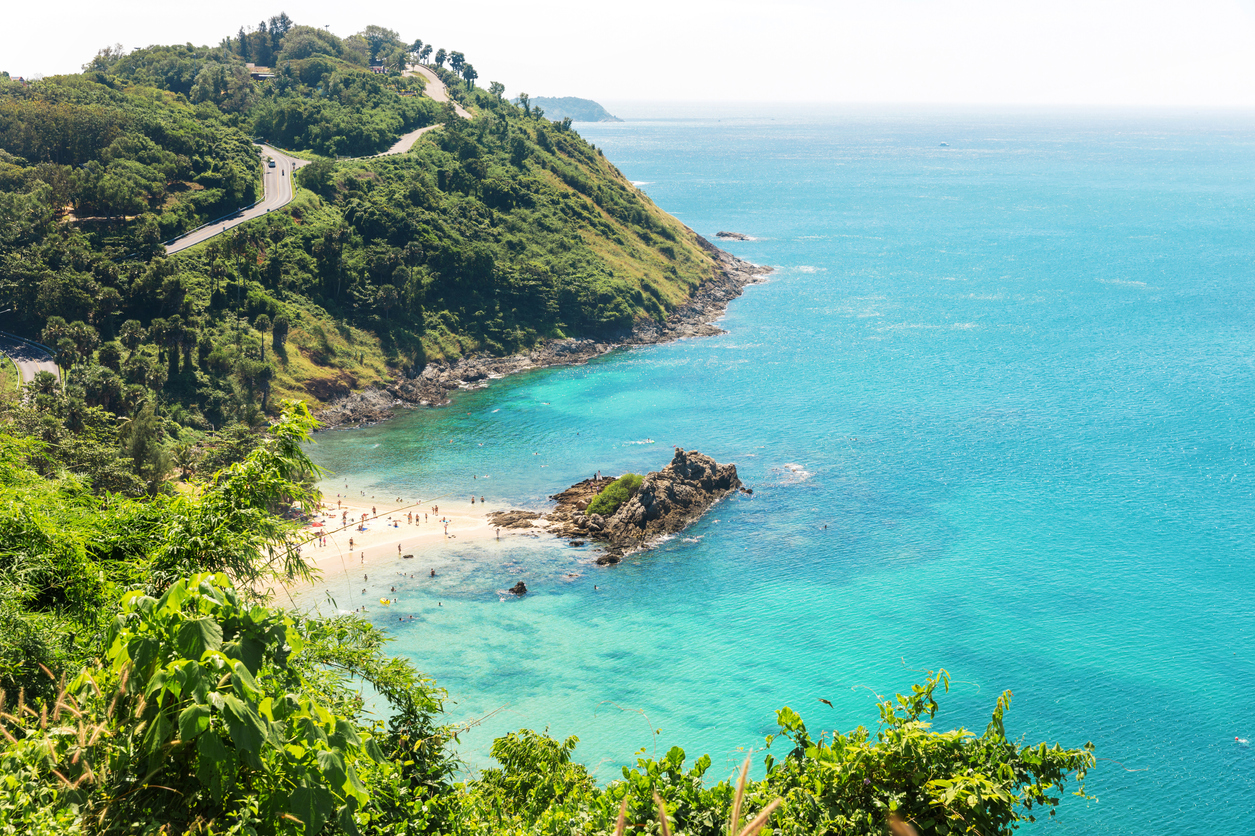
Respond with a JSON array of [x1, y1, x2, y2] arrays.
[[307, 105, 1255, 833]]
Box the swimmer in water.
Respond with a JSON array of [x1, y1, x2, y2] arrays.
[[1237, 737, 1250, 745]]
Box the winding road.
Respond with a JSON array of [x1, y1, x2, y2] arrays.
[[165, 144, 308, 255], [165, 65, 467, 253], [0, 333, 57, 384], [1, 66, 473, 379]]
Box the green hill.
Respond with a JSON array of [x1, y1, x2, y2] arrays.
[[0, 18, 717, 484], [516, 96, 622, 122], [0, 20, 1097, 836]]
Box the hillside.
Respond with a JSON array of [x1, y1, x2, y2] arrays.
[[0, 18, 722, 488], [518, 95, 623, 122]]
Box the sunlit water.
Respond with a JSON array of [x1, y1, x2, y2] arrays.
[[307, 106, 1255, 833]]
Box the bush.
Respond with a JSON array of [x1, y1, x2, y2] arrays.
[[586, 472, 642, 518]]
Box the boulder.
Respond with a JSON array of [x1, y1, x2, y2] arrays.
[[602, 448, 741, 551], [508, 581, 527, 595]]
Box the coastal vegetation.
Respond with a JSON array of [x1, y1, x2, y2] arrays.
[[0, 406, 1095, 833], [0, 15, 715, 495], [586, 473, 643, 517], [0, 18, 1096, 836]]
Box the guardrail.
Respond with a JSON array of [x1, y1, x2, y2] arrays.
[[162, 195, 265, 250], [0, 328, 54, 355]]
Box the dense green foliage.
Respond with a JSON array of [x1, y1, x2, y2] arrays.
[[0, 21, 1096, 836], [0, 403, 1094, 834], [0, 18, 716, 487], [586, 473, 643, 517]]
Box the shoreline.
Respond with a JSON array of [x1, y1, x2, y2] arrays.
[[314, 241, 771, 429], [270, 495, 533, 604]]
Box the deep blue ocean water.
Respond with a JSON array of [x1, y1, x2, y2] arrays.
[[307, 106, 1255, 833]]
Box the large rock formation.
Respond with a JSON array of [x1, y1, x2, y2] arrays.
[[490, 449, 744, 565], [601, 448, 741, 553]]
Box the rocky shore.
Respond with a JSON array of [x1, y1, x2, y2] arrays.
[[488, 448, 746, 565], [314, 242, 770, 429]]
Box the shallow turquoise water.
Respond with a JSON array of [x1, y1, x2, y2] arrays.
[[308, 106, 1255, 833]]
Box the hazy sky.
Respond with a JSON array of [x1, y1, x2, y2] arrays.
[[6, 0, 1255, 106]]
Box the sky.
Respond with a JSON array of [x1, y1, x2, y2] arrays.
[[6, 0, 1255, 107]]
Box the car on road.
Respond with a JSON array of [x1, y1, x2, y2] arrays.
[[267, 158, 276, 168]]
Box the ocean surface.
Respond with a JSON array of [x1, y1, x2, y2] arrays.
[[307, 105, 1255, 833]]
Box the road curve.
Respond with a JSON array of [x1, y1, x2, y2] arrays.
[[405, 65, 473, 119], [0, 334, 57, 384], [165, 145, 308, 255]]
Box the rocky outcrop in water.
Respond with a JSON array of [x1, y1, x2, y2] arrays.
[[491, 449, 742, 565], [314, 247, 770, 429]]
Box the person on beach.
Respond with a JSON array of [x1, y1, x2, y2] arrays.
[[349, 537, 354, 549], [471, 496, 475, 504], [430, 569, 435, 577], [398, 544, 402, 554]]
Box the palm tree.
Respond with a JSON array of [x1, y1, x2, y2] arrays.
[[462, 63, 477, 90]]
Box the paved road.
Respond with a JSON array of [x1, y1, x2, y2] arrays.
[[0, 334, 57, 384], [406, 65, 473, 119], [165, 145, 308, 255], [371, 123, 442, 157]]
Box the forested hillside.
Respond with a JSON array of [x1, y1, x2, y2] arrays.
[[0, 17, 715, 494], [0, 19, 1098, 836]]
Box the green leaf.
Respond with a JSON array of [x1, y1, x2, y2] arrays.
[[222, 693, 268, 767], [196, 730, 236, 803], [287, 783, 334, 836], [316, 748, 348, 793], [179, 703, 210, 742], [176, 616, 223, 660]]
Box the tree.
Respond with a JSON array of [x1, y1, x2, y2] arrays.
[[118, 319, 145, 354], [518, 92, 530, 116], [359, 24, 400, 60], [411, 38, 423, 54], [271, 313, 290, 354], [462, 63, 478, 90], [97, 340, 123, 371], [419, 44, 432, 63], [122, 401, 170, 496], [489, 81, 505, 100], [448, 51, 465, 75], [434, 48, 447, 68], [254, 313, 272, 359]]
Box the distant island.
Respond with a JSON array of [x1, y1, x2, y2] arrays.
[[514, 95, 622, 122]]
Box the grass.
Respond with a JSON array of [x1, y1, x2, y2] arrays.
[[0, 353, 20, 399]]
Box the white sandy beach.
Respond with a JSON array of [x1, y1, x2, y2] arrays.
[[271, 491, 540, 603]]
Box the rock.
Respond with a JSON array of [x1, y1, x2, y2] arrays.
[[602, 448, 741, 551], [488, 449, 742, 564], [508, 581, 527, 595], [487, 510, 543, 529], [715, 231, 750, 241]]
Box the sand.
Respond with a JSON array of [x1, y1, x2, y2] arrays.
[[269, 492, 531, 602]]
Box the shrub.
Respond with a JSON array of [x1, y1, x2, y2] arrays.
[[586, 473, 642, 518]]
